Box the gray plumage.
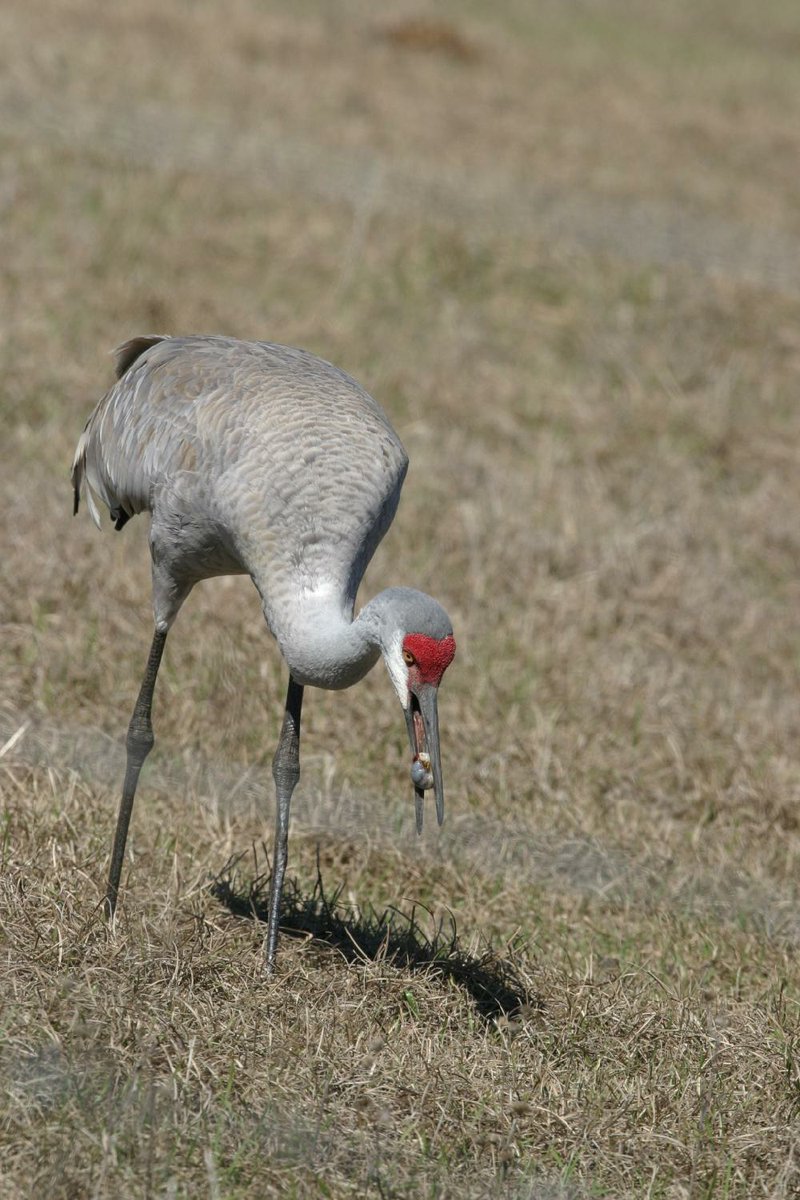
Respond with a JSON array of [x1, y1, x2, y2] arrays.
[[72, 335, 455, 971], [73, 336, 408, 664]]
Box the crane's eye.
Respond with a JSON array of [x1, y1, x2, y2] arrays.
[[403, 649, 416, 666]]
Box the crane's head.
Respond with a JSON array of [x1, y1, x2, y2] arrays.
[[377, 588, 456, 834]]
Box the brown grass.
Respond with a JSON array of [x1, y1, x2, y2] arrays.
[[2, 0, 800, 1195], [378, 18, 480, 62]]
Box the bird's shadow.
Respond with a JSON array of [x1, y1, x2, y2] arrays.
[[210, 851, 536, 1022]]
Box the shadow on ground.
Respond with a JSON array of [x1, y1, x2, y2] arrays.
[[211, 853, 535, 1022]]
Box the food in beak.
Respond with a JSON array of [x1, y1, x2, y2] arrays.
[[410, 753, 433, 790], [404, 684, 445, 832], [409, 705, 433, 789]]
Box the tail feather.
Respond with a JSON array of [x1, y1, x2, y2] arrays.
[[70, 430, 103, 530], [71, 333, 176, 532], [113, 334, 167, 379], [71, 433, 85, 517]]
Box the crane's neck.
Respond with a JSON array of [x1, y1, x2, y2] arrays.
[[263, 587, 389, 691]]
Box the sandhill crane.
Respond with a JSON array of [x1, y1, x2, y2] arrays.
[[72, 335, 456, 970]]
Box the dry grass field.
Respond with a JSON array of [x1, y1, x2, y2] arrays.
[[3, 1, 800, 1195]]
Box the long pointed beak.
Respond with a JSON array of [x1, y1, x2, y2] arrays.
[[404, 683, 444, 834]]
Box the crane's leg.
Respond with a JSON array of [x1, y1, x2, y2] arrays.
[[105, 627, 168, 919], [265, 676, 304, 973]]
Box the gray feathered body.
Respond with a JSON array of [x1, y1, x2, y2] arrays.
[[72, 336, 409, 686]]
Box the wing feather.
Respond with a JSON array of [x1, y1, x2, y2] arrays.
[[71, 337, 410, 610]]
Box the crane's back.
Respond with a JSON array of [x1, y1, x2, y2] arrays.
[[73, 336, 409, 617]]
